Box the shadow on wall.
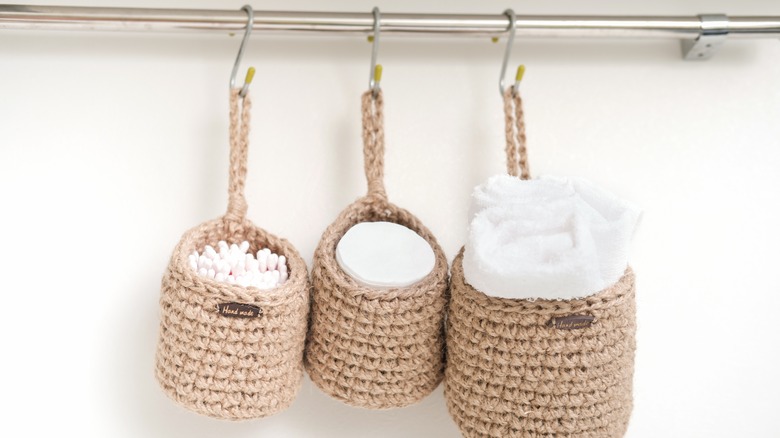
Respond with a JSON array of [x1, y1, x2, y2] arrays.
[[109, 271, 460, 437]]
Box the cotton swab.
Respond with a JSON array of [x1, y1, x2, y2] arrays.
[[268, 253, 278, 271], [218, 241, 229, 259], [257, 250, 268, 273], [190, 240, 288, 289]]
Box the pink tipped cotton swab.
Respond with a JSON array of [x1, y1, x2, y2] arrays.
[[191, 242, 287, 289], [220, 261, 232, 276]]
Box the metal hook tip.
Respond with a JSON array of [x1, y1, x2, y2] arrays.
[[239, 67, 254, 97], [244, 67, 256, 85], [515, 65, 526, 83]]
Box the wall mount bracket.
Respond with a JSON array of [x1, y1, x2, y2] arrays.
[[681, 14, 730, 60]]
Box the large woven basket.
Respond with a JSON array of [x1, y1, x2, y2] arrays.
[[445, 250, 636, 437], [155, 90, 310, 420], [305, 90, 449, 409]]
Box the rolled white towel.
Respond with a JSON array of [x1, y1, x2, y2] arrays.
[[464, 175, 640, 300], [469, 174, 577, 221]]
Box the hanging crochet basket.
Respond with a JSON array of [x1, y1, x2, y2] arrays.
[[305, 90, 449, 409], [155, 90, 310, 420], [446, 251, 636, 437], [444, 90, 637, 437]]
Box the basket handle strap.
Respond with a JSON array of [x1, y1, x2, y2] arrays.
[[361, 89, 388, 199], [226, 88, 251, 221], [503, 87, 531, 180]]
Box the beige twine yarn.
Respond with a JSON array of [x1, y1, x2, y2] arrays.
[[155, 89, 310, 420], [444, 88, 637, 437], [305, 90, 449, 409]]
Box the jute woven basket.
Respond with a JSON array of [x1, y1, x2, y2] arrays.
[[444, 90, 637, 437], [155, 90, 310, 420], [305, 90, 449, 409], [446, 251, 636, 437]]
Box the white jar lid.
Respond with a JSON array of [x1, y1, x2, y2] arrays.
[[336, 221, 436, 289]]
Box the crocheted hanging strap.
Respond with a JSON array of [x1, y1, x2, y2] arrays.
[[361, 89, 388, 199], [226, 88, 252, 220], [503, 88, 531, 180]]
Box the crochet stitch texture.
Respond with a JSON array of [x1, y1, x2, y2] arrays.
[[305, 90, 449, 409], [155, 89, 311, 420]]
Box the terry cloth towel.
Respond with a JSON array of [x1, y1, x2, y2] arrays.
[[463, 174, 640, 300]]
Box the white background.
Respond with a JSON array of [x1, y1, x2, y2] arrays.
[[1, 0, 779, 437]]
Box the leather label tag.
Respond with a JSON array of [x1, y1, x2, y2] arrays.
[[217, 303, 262, 318], [548, 315, 595, 330]]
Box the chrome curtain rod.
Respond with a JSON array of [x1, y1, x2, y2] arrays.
[[1, 5, 779, 59]]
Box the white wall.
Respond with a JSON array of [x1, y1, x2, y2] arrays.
[[2, 0, 779, 436]]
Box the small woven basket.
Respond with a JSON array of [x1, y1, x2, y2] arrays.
[[155, 90, 310, 420], [305, 90, 449, 409], [446, 251, 636, 437], [444, 89, 637, 437]]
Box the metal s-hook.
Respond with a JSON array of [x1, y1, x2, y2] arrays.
[[498, 9, 524, 96], [368, 7, 382, 97], [230, 5, 255, 98]]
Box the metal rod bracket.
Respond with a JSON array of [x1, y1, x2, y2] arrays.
[[681, 14, 729, 60]]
